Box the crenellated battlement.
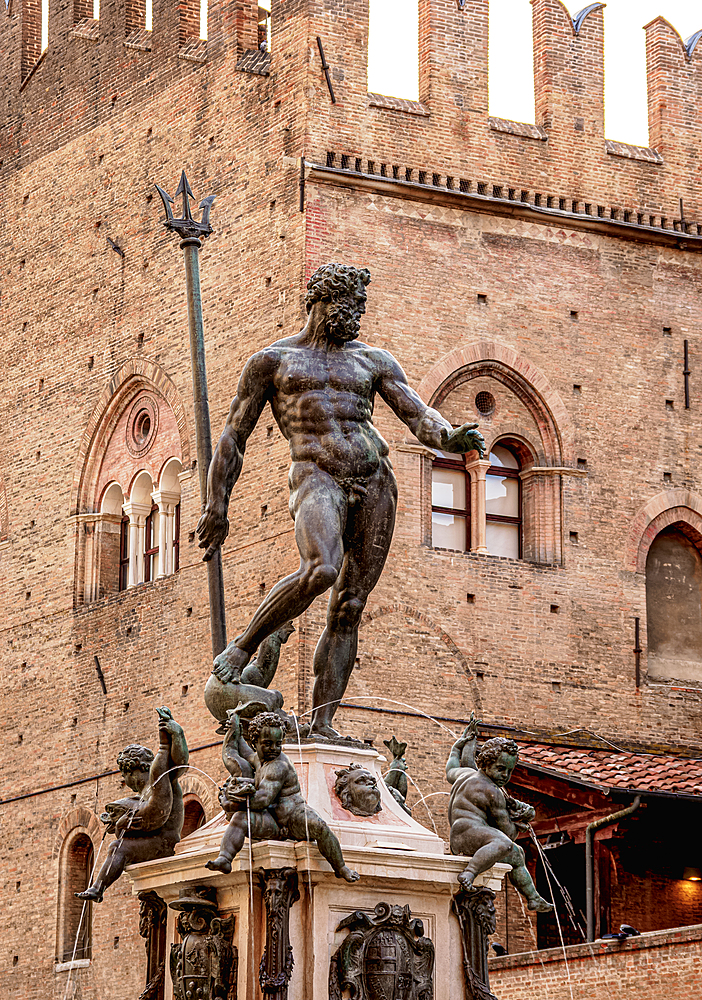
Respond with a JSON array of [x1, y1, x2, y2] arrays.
[[1, 0, 701, 222]]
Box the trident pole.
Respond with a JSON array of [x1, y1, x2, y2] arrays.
[[155, 171, 227, 657]]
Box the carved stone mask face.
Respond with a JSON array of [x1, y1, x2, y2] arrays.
[[335, 766, 382, 816]]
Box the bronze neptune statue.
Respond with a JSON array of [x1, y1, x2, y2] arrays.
[[197, 263, 485, 736]]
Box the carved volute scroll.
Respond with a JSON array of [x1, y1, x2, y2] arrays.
[[452, 886, 499, 1000], [329, 902, 435, 1000], [256, 867, 300, 1000], [138, 890, 167, 1000], [168, 886, 237, 1000]]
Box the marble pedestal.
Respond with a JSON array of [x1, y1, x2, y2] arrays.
[[126, 741, 508, 999]]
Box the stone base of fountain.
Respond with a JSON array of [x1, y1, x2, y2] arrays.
[[126, 741, 509, 999]]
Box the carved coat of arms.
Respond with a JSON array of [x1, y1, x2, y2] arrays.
[[329, 902, 434, 1000], [169, 886, 237, 1000]]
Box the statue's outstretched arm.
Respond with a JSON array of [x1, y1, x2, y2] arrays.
[[198, 350, 277, 557], [377, 353, 485, 457], [446, 715, 480, 783]]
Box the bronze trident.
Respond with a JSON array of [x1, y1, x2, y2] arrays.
[[155, 172, 227, 658]]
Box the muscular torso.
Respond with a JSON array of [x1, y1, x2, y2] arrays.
[[448, 770, 507, 831], [268, 341, 390, 480]]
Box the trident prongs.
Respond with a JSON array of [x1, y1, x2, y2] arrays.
[[154, 171, 215, 242]]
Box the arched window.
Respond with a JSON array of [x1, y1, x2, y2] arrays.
[[486, 445, 522, 559], [646, 526, 702, 682], [57, 832, 94, 963], [431, 453, 470, 551], [181, 795, 206, 839], [144, 503, 159, 582], [119, 513, 130, 592]]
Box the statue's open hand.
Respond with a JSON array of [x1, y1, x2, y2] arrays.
[[461, 711, 480, 743], [440, 422, 486, 458], [196, 506, 230, 562]]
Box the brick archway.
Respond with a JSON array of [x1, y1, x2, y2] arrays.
[[360, 602, 482, 713], [180, 774, 219, 820], [626, 490, 702, 573], [52, 806, 101, 860], [70, 358, 191, 516], [413, 341, 573, 466]]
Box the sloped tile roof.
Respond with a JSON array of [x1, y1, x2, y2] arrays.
[[516, 745, 702, 797]]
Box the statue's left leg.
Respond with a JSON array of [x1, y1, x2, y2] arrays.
[[295, 807, 359, 883], [504, 843, 554, 912], [309, 467, 397, 735]]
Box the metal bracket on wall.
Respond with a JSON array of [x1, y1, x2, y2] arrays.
[[316, 37, 336, 104]]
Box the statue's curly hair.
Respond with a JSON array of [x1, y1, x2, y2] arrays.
[[117, 744, 154, 774], [305, 263, 371, 313], [248, 712, 288, 744], [475, 737, 519, 770]]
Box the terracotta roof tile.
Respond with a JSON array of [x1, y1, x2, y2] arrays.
[[516, 745, 702, 796]]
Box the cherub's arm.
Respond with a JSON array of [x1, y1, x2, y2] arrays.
[[221, 712, 255, 778], [446, 715, 480, 784], [488, 789, 518, 841], [246, 766, 285, 811], [117, 708, 180, 833]]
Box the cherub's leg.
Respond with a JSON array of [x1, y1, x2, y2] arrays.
[[75, 839, 128, 903], [304, 808, 359, 883], [457, 830, 514, 890], [503, 843, 554, 912], [206, 813, 248, 874]]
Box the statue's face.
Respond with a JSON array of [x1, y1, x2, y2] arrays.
[[325, 279, 367, 343], [122, 766, 149, 793], [256, 726, 283, 762], [343, 769, 382, 815], [484, 752, 517, 788]]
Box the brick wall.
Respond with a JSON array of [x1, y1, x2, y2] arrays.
[[489, 923, 702, 1000]]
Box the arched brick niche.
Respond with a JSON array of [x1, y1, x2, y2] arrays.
[[53, 807, 101, 966], [627, 491, 702, 685], [408, 342, 574, 565], [71, 359, 190, 604]]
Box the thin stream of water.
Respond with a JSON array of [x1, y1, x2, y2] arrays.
[[530, 829, 576, 1000], [289, 710, 315, 905], [62, 831, 107, 1000], [297, 696, 459, 739], [246, 798, 255, 977]]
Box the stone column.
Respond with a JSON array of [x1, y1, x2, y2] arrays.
[[122, 501, 151, 586], [151, 489, 180, 578], [466, 458, 491, 554]]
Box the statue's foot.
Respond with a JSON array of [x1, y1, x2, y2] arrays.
[[75, 887, 103, 903], [205, 857, 233, 874], [337, 865, 360, 883], [458, 871, 476, 891], [212, 643, 251, 684], [528, 896, 554, 913], [309, 722, 343, 740]]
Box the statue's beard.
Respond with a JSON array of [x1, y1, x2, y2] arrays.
[[326, 300, 362, 342]]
